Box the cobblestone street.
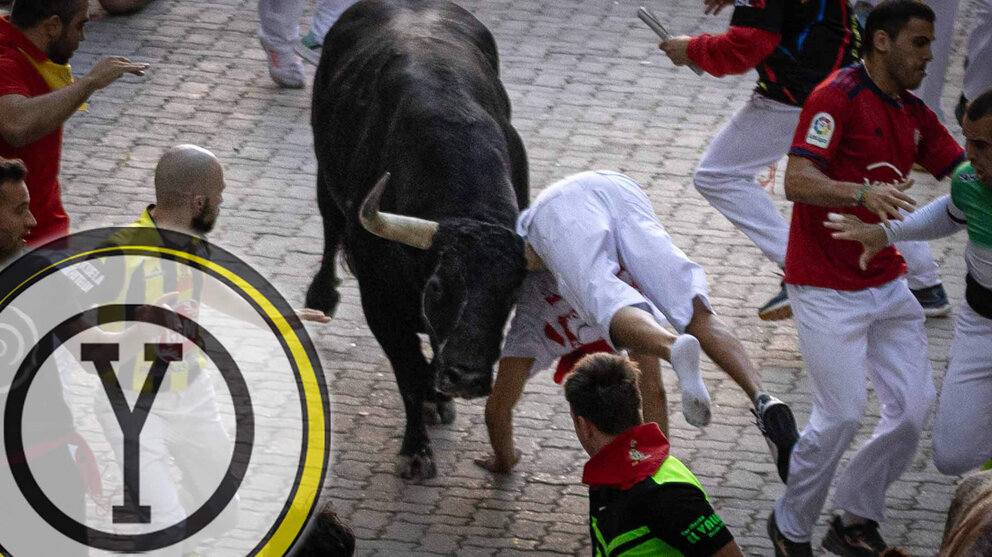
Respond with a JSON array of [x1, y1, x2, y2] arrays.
[[47, 0, 986, 554]]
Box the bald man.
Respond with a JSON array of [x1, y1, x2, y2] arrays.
[[142, 143, 225, 235], [91, 145, 326, 555]]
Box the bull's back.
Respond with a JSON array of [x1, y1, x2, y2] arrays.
[[311, 0, 511, 212]]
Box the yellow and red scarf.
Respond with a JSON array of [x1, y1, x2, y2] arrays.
[[18, 46, 87, 111]]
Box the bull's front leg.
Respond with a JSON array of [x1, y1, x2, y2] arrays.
[[359, 292, 437, 480], [393, 361, 436, 480]]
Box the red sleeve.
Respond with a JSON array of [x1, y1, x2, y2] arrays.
[[0, 54, 32, 97], [687, 26, 780, 77], [789, 84, 850, 169], [912, 101, 966, 180]]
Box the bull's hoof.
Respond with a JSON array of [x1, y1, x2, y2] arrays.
[[396, 453, 436, 480], [437, 399, 456, 425], [423, 401, 441, 426], [304, 284, 340, 317], [423, 400, 456, 425]]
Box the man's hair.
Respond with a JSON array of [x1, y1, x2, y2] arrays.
[[293, 503, 356, 557], [0, 158, 27, 202], [864, 0, 935, 56], [0, 157, 27, 186], [966, 89, 992, 122], [9, 0, 84, 29], [563, 353, 642, 436]]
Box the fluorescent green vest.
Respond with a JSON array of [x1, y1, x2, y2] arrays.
[[590, 456, 721, 557]]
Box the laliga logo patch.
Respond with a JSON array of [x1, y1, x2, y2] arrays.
[[805, 112, 835, 149]]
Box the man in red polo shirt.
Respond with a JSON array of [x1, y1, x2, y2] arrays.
[[0, 0, 147, 245], [766, 1, 966, 556]]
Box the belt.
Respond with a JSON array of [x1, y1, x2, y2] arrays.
[[965, 273, 992, 320]]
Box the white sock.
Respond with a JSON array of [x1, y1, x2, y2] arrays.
[[670, 334, 711, 427]]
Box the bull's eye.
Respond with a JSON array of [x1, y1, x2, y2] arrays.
[[427, 279, 442, 298]]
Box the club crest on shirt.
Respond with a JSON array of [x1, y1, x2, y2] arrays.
[[629, 440, 648, 465], [913, 128, 921, 148], [806, 112, 835, 148]]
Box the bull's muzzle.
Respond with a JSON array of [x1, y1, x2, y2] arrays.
[[437, 366, 492, 399]]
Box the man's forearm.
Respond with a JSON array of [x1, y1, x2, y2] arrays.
[[687, 26, 780, 77], [784, 155, 861, 207], [885, 195, 965, 243], [484, 400, 517, 466], [0, 77, 97, 147]]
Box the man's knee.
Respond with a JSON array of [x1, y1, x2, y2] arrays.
[[934, 444, 983, 476], [933, 426, 988, 475], [903, 382, 937, 430], [692, 167, 724, 196], [821, 391, 869, 431], [685, 296, 719, 335], [693, 163, 751, 196]]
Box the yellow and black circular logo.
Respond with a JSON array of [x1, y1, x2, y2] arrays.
[[0, 228, 330, 556]]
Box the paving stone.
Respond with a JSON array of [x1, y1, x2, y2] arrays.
[[52, 0, 984, 554]]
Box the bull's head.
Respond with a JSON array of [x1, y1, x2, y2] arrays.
[[360, 173, 539, 398]]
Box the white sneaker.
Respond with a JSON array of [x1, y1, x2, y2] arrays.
[[294, 32, 323, 65], [260, 39, 304, 88]]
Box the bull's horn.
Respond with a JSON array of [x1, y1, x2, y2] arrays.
[[359, 172, 439, 251], [524, 243, 545, 271]]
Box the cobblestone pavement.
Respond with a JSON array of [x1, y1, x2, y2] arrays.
[[48, 0, 985, 554]]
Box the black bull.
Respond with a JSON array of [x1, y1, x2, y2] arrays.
[[305, 0, 530, 479]]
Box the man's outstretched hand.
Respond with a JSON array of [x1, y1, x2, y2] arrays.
[[296, 308, 331, 324], [84, 56, 150, 90], [823, 212, 890, 270], [473, 450, 521, 475]]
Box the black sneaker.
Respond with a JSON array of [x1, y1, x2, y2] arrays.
[[768, 511, 812, 557], [752, 394, 800, 483], [910, 283, 951, 317], [821, 515, 905, 556], [759, 281, 792, 321]]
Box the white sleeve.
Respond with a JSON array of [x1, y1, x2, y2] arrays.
[[884, 195, 967, 243], [500, 275, 548, 364]]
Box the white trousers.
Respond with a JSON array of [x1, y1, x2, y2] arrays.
[[964, 0, 992, 101], [775, 279, 936, 542], [695, 93, 941, 288], [524, 171, 709, 343], [900, 236, 942, 290], [258, 0, 355, 48], [95, 375, 239, 555], [916, 0, 962, 118], [694, 93, 795, 268], [933, 301, 992, 474]]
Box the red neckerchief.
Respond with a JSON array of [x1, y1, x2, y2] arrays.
[[0, 17, 50, 62], [582, 422, 670, 490], [554, 339, 613, 384], [0, 430, 102, 497]]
